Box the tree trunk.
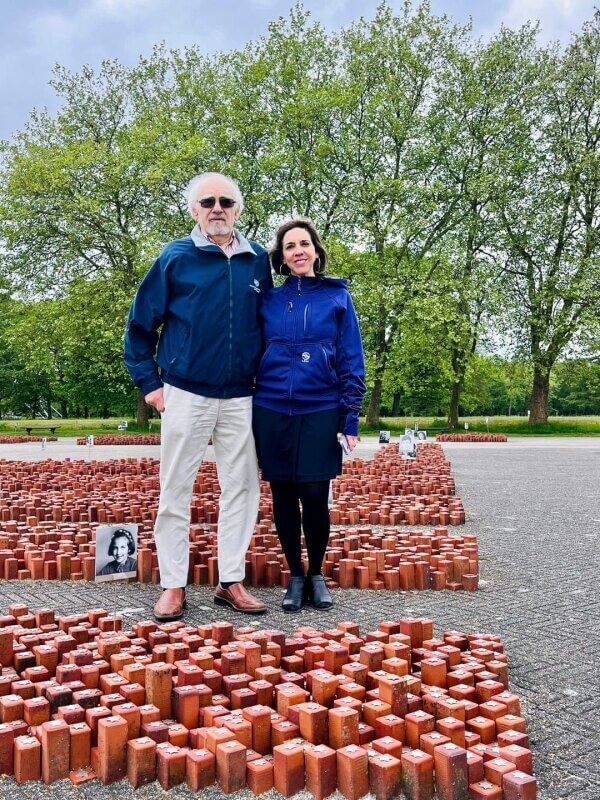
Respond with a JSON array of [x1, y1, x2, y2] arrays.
[[448, 381, 461, 428], [60, 399, 68, 419], [447, 347, 466, 428], [136, 389, 149, 427], [529, 366, 550, 424], [391, 392, 401, 416], [366, 375, 384, 427]]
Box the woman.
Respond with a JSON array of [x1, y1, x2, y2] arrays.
[[253, 218, 366, 612], [97, 528, 137, 576]]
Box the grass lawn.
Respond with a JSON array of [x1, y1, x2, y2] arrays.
[[2, 415, 600, 437], [363, 415, 600, 436], [0, 417, 161, 438]]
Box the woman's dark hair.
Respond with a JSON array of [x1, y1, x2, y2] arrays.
[[108, 528, 136, 557], [270, 218, 328, 276]]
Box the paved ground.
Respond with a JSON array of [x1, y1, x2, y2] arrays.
[[0, 438, 598, 799]]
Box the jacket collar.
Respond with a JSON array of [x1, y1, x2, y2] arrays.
[[283, 275, 347, 292], [190, 224, 258, 256]]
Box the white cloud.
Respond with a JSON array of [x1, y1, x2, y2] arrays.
[[497, 0, 595, 42], [92, 0, 155, 15]]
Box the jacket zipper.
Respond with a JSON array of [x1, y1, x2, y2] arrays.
[[289, 286, 300, 414], [227, 258, 233, 380]]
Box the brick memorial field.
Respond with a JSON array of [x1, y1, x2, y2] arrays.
[[0, 606, 536, 798], [434, 435, 508, 443], [0, 437, 59, 444], [76, 435, 162, 446], [0, 444, 477, 592]]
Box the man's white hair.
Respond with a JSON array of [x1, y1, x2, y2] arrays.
[[185, 172, 244, 217]]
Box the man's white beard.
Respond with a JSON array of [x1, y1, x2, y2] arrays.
[[206, 220, 232, 237]]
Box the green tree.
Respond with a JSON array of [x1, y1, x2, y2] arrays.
[[495, 12, 600, 423], [432, 25, 539, 426]]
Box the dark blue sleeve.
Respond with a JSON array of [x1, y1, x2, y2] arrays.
[[336, 291, 366, 436], [124, 254, 169, 396]]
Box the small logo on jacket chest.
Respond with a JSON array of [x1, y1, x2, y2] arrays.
[[301, 352, 311, 362], [249, 279, 261, 293]]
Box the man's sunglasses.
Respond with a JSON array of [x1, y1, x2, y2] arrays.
[[197, 196, 237, 209]]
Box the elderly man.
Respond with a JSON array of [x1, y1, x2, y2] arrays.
[[125, 172, 272, 620]]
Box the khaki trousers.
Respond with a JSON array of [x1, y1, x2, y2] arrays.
[[154, 384, 260, 588]]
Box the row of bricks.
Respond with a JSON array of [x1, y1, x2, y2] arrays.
[[2, 720, 536, 799], [0, 523, 478, 591], [0, 443, 463, 522], [0, 461, 460, 527], [436, 435, 508, 443], [0, 607, 535, 797], [0, 437, 58, 444], [75, 435, 161, 445], [333, 444, 463, 525]]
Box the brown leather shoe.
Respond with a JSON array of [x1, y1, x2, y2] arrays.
[[154, 588, 186, 622], [214, 583, 267, 615]]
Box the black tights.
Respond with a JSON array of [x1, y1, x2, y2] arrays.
[[270, 480, 330, 577]]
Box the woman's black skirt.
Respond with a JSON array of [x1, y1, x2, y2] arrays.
[[252, 405, 343, 482]]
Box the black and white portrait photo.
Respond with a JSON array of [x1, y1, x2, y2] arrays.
[[95, 525, 138, 582]]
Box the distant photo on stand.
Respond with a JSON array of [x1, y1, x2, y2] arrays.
[[95, 524, 138, 582]]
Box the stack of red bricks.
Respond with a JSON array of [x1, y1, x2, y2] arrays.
[[0, 437, 58, 444], [0, 519, 478, 592], [76, 435, 161, 445], [0, 605, 536, 798], [436, 434, 508, 443], [0, 453, 476, 590], [331, 444, 464, 527]]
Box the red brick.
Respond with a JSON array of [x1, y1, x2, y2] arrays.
[[97, 715, 128, 784], [273, 740, 305, 796], [305, 743, 337, 800], [145, 662, 172, 719], [469, 781, 503, 799], [186, 747, 215, 791], [69, 722, 91, 770], [371, 736, 403, 759], [401, 748, 435, 800], [502, 770, 537, 800], [156, 743, 187, 790], [328, 706, 359, 750], [14, 735, 41, 784], [337, 744, 369, 800], [433, 742, 469, 800], [368, 751, 402, 800], [40, 719, 70, 783], [484, 756, 516, 785], [216, 739, 246, 793], [242, 704, 271, 754], [405, 710, 435, 748], [0, 723, 15, 776], [127, 736, 157, 788]]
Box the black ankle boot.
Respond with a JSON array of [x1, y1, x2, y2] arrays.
[[307, 574, 333, 610], [282, 576, 306, 613]]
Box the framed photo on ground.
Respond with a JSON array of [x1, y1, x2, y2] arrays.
[[95, 524, 138, 582]]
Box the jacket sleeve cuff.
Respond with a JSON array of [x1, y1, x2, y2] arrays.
[[342, 412, 359, 436], [139, 377, 163, 396]]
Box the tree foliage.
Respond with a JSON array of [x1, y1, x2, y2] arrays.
[[0, 2, 599, 424]]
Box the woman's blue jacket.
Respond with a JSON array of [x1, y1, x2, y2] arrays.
[[253, 275, 366, 436]]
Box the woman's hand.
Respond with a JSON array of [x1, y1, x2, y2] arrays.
[[345, 435, 359, 452]]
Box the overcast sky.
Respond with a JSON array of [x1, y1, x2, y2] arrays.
[[0, 0, 596, 141]]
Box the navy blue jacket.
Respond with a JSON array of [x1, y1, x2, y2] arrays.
[[253, 276, 366, 435], [124, 234, 272, 397]]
